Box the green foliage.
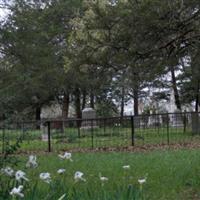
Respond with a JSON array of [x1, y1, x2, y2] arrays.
[[0, 128, 23, 199], [68, 0, 200, 112], [2, 150, 200, 199], [0, 0, 200, 117], [0, 134, 22, 168], [96, 100, 119, 117], [0, 0, 83, 117]]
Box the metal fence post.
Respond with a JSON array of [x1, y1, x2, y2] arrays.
[[167, 113, 170, 145], [103, 118, 106, 135], [78, 124, 81, 139], [21, 121, 25, 139], [183, 110, 187, 133], [91, 119, 94, 149], [2, 114, 6, 154], [2, 122, 5, 154], [131, 116, 135, 146], [47, 121, 51, 152], [76, 119, 81, 148]]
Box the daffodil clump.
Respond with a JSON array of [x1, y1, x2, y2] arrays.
[[0, 152, 146, 199]]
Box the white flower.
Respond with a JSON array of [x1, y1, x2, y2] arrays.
[[58, 152, 73, 161], [26, 155, 38, 168], [138, 178, 146, 185], [123, 165, 130, 170], [58, 194, 66, 200], [57, 169, 66, 174], [1, 167, 14, 177], [40, 172, 51, 184], [100, 176, 108, 182], [15, 170, 29, 182], [10, 185, 24, 198], [99, 173, 108, 182], [100, 176, 108, 181], [74, 171, 86, 182]]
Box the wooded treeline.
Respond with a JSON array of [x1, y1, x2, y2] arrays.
[[0, 0, 199, 120]]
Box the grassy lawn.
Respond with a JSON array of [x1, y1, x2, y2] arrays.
[[0, 126, 198, 153], [1, 149, 200, 199]]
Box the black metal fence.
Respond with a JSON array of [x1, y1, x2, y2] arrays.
[[0, 112, 200, 153]]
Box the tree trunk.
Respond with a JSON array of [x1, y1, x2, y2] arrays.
[[36, 106, 41, 121], [133, 88, 139, 116], [90, 92, 94, 109], [120, 86, 125, 118], [62, 92, 70, 118], [82, 90, 87, 110], [35, 106, 41, 129], [74, 88, 82, 119], [170, 66, 181, 110]]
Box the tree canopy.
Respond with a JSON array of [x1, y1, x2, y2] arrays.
[[0, 0, 200, 120]]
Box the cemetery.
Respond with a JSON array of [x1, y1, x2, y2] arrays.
[[1, 0, 200, 200], [1, 109, 200, 153]]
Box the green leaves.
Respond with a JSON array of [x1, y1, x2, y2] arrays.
[[0, 0, 200, 116], [0, 0, 83, 117]]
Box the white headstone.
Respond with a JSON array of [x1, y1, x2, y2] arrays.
[[169, 87, 177, 113], [41, 124, 48, 141], [148, 114, 161, 127], [81, 107, 97, 129], [82, 107, 96, 119], [170, 109, 183, 127]]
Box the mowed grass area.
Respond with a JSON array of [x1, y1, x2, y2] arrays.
[[0, 127, 198, 152], [2, 149, 200, 199]]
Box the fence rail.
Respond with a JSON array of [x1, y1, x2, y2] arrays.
[[0, 112, 200, 153]]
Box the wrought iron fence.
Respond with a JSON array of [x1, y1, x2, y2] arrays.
[[0, 112, 200, 153]]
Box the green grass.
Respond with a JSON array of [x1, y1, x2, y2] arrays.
[[2, 149, 200, 199], [0, 127, 199, 152]]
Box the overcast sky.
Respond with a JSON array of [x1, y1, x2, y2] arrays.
[[0, 6, 9, 20]]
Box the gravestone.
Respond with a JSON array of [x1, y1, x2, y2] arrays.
[[147, 109, 162, 127], [41, 123, 48, 141], [148, 114, 161, 127], [170, 110, 183, 127], [81, 107, 98, 129]]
